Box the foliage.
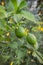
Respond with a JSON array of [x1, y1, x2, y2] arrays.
[[0, 0, 43, 65]]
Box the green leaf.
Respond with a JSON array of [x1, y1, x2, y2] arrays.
[[18, 0, 27, 10], [21, 10, 36, 22], [0, 6, 7, 19], [11, 0, 18, 12]]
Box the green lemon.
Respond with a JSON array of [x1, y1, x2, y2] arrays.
[[15, 26, 25, 38], [26, 33, 37, 45]]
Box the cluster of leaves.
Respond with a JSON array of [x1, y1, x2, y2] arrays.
[[0, 0, 43, 65]]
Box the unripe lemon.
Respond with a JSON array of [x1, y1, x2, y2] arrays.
[[15, 26, 26, 38], [26, 33, 37, 45]]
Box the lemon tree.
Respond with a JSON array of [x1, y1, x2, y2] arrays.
[[0, 0, 43, 65]]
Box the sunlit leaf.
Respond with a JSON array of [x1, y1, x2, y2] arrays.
[[18, 0, 27, 10], [21, 10, 36, 22], [11, 0, 18, 12]]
